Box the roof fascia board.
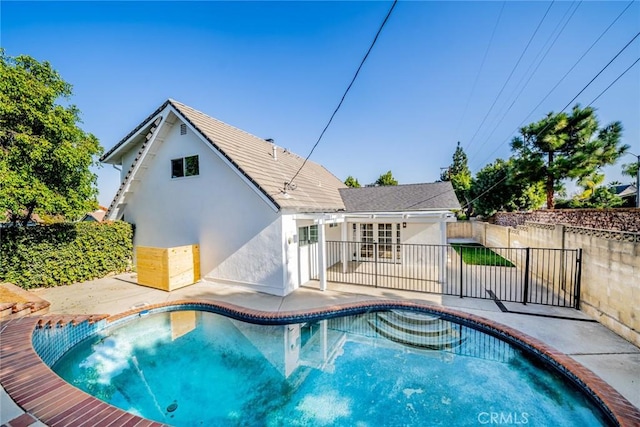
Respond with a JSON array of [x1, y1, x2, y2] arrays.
[[105, 114, 167, 221], [101, 101, 170, 164], [167, 103, 279, 213], [343, 210, 459, 215], [343, 211, 454, 218]]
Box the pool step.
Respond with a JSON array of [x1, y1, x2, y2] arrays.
[[368, 311, 465, 350], [35, 314, 109, 328], [0, 283, 51, 321], [389, 309, 442, 325]]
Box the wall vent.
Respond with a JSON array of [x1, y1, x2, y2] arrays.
[[180, 124, 187, 135]]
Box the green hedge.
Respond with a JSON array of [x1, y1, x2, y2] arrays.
[[0, 221, 133, 289]]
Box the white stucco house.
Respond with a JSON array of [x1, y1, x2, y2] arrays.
[[101, 99, 461, 296]]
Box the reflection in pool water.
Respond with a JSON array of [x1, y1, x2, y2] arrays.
[[52, 309, 608, 426]]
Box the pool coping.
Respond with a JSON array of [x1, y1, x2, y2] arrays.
[[1, 299, 639, 427]]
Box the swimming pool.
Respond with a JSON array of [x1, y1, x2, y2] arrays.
[[46, 305, 611, 426]]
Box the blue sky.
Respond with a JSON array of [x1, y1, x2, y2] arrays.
[[2, 1, 639, 207]]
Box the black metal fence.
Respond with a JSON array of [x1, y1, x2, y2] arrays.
[[317, 241, 582, 308]]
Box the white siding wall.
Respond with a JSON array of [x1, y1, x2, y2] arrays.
[[120, 141, 143, 183], [402, 222, 442, 245], [281, 214, 299, 295], [125, 119, 287, 295]]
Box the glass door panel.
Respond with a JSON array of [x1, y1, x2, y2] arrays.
[[360, 224, 374, 259]]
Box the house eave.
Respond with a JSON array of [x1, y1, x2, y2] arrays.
[[100, 101, 171, 164]]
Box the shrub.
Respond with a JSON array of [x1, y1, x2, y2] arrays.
[[0, 221, 132, 289]]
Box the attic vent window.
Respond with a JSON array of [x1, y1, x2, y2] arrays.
[[171, 155, 199, 178], [180, 124, 187, 135]]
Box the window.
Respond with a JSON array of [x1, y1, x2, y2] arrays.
[[171, 155, 199, 178], [298, 225, 318, 246]]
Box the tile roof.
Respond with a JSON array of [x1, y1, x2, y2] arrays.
[[339, 182, 461, 212], [101, 100, 346, 213], [171, 100, 346, 212]]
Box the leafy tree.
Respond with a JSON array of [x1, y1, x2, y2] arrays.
[[344, 175, 361, 188], [470, 158, 545, 217], [0, 50, 102, 226], [576, 172, 605, 201], [622, 156, 640, 186], [441, 141, 472, 215], [570, 172, 624, 208], [510, 105, 627, 209], [375, 170, 398, 186], [622, 161, 639, 179]]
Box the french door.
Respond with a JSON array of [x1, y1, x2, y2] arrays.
[[354, 223, 401, 263]]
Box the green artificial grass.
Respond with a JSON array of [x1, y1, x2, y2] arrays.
[[450, 243, 515, 267]]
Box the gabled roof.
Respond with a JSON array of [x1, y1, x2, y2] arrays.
[[613, 184, 637, 198], [339, 182, 461, 212], [82, 208, 107, 222], [101, 99, 346, 213]]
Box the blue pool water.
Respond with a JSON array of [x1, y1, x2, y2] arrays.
[[52, 309, 608, 426]]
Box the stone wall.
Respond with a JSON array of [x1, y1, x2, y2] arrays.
[[491, 209, 640, 233], [447, 220, 640, 347]]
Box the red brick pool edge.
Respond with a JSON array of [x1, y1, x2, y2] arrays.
[[1, 299, 639, 427]]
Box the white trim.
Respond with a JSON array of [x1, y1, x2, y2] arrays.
[[105, 114, 166, 221], [166, 104, 279, 213], [318, 218, 327, 291], [101, 111, 165, 164]]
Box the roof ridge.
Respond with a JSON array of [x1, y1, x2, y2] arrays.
[[102, 99, 347, 213], [168, 100, 335, 171], [169, 99, 275, 148]]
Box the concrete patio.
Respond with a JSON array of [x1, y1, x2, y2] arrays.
[[1, 273, 639, 425]]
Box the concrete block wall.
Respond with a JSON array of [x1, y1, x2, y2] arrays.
[[563, 228, 639, 347], [446, 221, 473, 239]]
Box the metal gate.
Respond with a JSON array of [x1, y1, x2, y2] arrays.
[[314, 241, 582, 308]]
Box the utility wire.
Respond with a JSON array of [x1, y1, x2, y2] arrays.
[[468, 1, 581, 163], [462, 55, 640, 209], [459, 2, 637, 210], [285, 0, 398, 191], [516, 0, 634, 128], [559, 31, 640, 112], [464, 1, 555, 152], [404, 173, 510, 212], [460, 175, 509, 212], [421, 21, 639, 212], [455, 1, 506, 141], [471, 12, 639, 172], [587, 56, 640, 107]]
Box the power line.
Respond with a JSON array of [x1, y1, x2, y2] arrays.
[[285, 0, 398, 191], [466, 52, 638, 209], [470, 4, 638, 172], [587, 56, 640, 107], [460, 175, 509, 212], [464, 1, 555, 152], [455, 1, 506, 141], [403, 173, 510, 212], [457, 3, 637, 211], [559, 31, 640, 112], [468, 1, 581, 162]]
